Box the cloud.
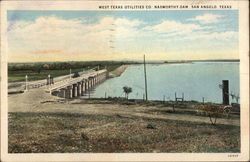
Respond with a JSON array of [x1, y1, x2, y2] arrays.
[[30, 49, 62, 54], [7, 15, 145, 61], [193, 31, 237, 40], [7, 14, 238, 62], [168, 31, 237, 42], [142, 18, 236, 42], [149, 20, 201, 32], [188, 13, 223, 24], [144, 20, 209, 38], [115, 17, 143, 27]]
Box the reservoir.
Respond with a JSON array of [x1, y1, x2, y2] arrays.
[[91, 62, 239, 104]]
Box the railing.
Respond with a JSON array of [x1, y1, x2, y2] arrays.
[[47, 69, 107, 93], [27, 79, 47, 89], [27, 69, 100, 90]]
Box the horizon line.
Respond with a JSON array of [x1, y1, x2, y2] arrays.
[[8, 59, 240, 64]]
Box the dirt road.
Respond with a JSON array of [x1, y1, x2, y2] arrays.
[[8, 88, 240, 126]]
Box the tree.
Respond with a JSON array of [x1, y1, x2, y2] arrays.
[[230, 92, 240, 104], [43, 64, 50, 70], [200, 103, 222, 125], [123, 86, 132, 100], [33, 64, 42, 74]]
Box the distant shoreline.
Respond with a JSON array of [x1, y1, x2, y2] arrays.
[[8, 59, 240, 64], [164, 59, 240, 64]]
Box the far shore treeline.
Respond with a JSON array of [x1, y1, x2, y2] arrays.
[[8, 59, 239, 72], [8, 61, 140, 72], [8, 61, 140, 82]]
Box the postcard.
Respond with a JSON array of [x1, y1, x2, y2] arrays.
[[0, 0, 249, 161]]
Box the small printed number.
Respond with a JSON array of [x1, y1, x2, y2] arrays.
[[228, 154, 238, 157]]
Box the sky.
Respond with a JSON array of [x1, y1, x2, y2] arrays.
[[7, 10, 238, 62]]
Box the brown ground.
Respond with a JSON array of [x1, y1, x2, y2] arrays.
[[8, 88, 240, 153]]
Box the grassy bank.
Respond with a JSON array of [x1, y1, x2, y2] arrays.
[[8, 111, 240, 153], [8, 68, 83, 82]]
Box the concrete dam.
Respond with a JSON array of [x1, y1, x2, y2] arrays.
[[48, 69, 108, 99], [22, 69, 108, 99]]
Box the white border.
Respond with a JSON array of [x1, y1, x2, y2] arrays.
[[1, 1, 249, 161]]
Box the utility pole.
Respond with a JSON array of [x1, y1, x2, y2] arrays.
[[143, 55, 148, 101]]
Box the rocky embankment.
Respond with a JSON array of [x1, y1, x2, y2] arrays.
[[108, 65, 128, 78]]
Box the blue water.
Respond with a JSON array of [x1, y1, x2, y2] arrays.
[[92, 62, 240, 104]]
